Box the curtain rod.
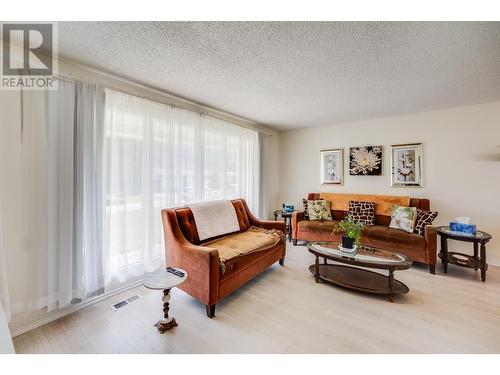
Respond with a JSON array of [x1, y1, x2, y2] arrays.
[[56, 60, 275, 137]]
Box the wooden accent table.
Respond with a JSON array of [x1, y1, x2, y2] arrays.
[[274, 209, 295, 242], [437, 226, 492, 282], [143, 268, 187, 333], [308, 242, 412, 302]]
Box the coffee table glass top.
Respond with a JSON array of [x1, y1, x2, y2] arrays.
[[308, 242, 412, 269]]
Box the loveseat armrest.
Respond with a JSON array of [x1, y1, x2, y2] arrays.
[[250, 217, 286, 234], [238, 199, 286, 235], [424, 225, 438, 269], [161, 209, 220, 305], [291, 211, 305, 240]]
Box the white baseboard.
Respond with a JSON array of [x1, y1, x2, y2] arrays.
[[10, 280, 144, 338]]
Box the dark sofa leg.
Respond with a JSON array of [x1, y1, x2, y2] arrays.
[[279, 257, 285, 266], [206, 304, 215, 318], [429, 264, 436, 274], [293, 239, 297, 246]]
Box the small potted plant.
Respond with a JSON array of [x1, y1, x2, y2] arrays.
[[332, 217, 364, 250]]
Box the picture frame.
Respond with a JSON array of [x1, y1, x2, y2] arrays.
[[390, 143, 423, 187], [320, 148, 343, 184], [349, 145, 383, 176]]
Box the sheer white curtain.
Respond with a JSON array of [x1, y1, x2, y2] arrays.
[[47, 79, 105, 311], [104, 90, 260, 290]]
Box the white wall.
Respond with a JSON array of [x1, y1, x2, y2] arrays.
[[279, 101, 500, 265]]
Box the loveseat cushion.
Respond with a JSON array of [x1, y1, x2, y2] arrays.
[[205, 226, 283, 274], [297, 219, 338, 234], [362, 225, 427, 252], [219, 242, 284, 282]]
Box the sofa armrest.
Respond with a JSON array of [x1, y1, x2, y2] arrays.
[[292, 211, 305, 240], [424, 225, 438, 266], [250, 217, 286, 234], [237, 200, 286, 235], [161, 209, 219, 305]]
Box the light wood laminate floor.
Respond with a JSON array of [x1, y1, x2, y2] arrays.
[[13, 242, 500, 353]]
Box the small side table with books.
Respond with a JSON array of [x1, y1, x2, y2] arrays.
[[437, 226, 492, 282]]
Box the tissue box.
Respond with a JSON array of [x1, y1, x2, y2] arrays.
[[450, 222, 476, 235], [282, 203, 294, 213]]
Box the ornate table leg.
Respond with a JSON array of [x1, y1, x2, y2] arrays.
[[388, 269, 394, 303], [155, 288, 178, 333]]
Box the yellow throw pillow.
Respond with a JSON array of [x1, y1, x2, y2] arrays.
[[307, 200, 333, 221]]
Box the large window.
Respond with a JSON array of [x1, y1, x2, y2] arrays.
[[103, 89, 260, 290]]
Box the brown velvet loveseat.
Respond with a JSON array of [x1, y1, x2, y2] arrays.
[[292, 193, 437, 274], [161, 199, 285, 318]]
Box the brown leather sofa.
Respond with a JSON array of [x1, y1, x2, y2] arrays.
[[292, 193, 437, 274], [161, 199, 285, 318]]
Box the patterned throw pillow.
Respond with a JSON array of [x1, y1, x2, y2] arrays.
[[303, 198, 323, 219], [389, 205, 417, 233], [348, 201, 375, 225], [307, 200, 332, 221], [414, 209, 438, 236]]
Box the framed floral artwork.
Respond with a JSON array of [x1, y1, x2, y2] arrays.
[[349, 146, 383, 175], [320, 148, 343, 184], [390, 143, 423, 187]]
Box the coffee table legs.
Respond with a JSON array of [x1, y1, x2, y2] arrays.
[[154, 288, 178, 333], [308, 262, 409, 301], [315, 255, 320, 283], [388, 269, 395, 303]]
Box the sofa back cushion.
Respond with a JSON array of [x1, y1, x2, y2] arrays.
[[307, 193, 430, 227], [173, 199, 250, 245]]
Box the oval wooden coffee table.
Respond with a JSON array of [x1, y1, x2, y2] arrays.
[[308, 242, 412, 302]]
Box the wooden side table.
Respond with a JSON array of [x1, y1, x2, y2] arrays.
[[143, 268, 188, 333], [274, 209, 295, 242], [437, 226, 492, 282]]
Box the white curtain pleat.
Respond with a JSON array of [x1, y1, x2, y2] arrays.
[[47, 80, 76, 311], [75, 83, 106, 299], [47, 80, 105, 312], [104, 90, 260, 290]]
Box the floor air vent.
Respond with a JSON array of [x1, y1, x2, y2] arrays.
[[111, 294, 142, 311]]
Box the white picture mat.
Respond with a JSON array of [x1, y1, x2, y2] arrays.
[[320, 149, 343, 184], [390, 143, 423, 187]]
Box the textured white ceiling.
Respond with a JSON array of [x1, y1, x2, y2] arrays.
[[58, 22, 500, 130]]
